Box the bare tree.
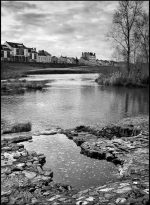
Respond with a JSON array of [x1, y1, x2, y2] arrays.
[[111, 46, 123, 62], [109, 1, 143, 73], [134, 12, 149, 63]]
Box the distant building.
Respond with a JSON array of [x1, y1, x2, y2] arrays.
[[4, 41, 28, 62], [37, 50, 51, 63], [51, 56, 58, 64], [27, 47, 38, 62], [79, 58, 97, 66], [58, 56, 68, 64], [1, 44, 11, 61], [81, 52, 96, 62]]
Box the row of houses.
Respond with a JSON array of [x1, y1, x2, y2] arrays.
[[1, 42, 38, 62], [1, 41, 122, 66], [1, 41, 78, 64]]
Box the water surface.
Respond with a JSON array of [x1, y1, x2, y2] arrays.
[[21, 134, 118, 190], [1, 73, 149, 189], [1, 74, 149, 130]]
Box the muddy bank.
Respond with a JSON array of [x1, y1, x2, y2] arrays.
[[1, 116, 149, 204]]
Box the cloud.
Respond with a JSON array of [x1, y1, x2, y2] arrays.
[[2, 1, 37, 13], [1, 1, 120, 60], [16, 13, 50, 27]]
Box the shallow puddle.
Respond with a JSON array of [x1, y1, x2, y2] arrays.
[[21, 133, 118, 190]]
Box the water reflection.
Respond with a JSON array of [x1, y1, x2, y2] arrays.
[[1, 74, 149, 130], [97, 86, 149, 118]]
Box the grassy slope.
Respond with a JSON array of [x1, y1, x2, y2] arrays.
[[1, 62, 122, 80]]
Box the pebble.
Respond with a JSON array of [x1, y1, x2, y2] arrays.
[[44, 170, 53, 177], [115, 198, 126, 204], [22, 171, 37, 179], [16, 163, 26, 168], [43, 191, 50, 196], [1, 155, 5, 160], [47, 195, 61, 201], [26, 162, 33, 167], [33, 160, 39, 164], [28, 151, 37, 156], [33, 157, 38, 161], [1, 190, 12, 196], [133, 181, 138, 184], [76, 201, 83, 205], [13, 153, 20, 159], [5, 167, 12, 175], [31, 198, 38, 204], [38, 155, 45, 160], [21, 152, 28, 157], [104, 193, 113, 199], [86, 196, 94, 201], [18, 148, 24, 152], [37, 166, 44, 174], [37, 153, 44, 156], [143, 189, 149, 194], [29, 140, 33, 142], [58, 198, 67, 202], [100, 187, 114, 192], [18, 144, 24, 148]]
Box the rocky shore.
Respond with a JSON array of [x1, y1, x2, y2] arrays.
[[1, 116, 149, 204]]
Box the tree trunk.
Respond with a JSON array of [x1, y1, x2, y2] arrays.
[[127, 28, 130, 74], [127, 50, 130, 74]]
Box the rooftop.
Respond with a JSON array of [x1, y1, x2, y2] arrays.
[[6, 41, 27, 49], [38, 50, 51, 56], [1, 44, 11, 51], [27, 48, 37, 53]]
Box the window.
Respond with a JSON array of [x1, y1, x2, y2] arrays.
[[19, 48, 24, 55], [7, 51, 10, 58], [1, 50, 4, 57], [16, 49, 19, 55]]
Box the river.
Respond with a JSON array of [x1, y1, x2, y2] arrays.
[[1, 73, 149, 189]]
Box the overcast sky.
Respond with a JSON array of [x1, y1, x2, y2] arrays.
[[1, 1, 149, 60]]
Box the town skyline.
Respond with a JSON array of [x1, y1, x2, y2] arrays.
[[1, 1, 149, 60]]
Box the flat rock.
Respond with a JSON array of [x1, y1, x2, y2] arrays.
[[22, 170, 37, 179]]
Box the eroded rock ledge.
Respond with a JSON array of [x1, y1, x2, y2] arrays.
[[62, 117, 149, 178], [1, 116, 149, 204]]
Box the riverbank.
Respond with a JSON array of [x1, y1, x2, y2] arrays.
[[95, 71, 149, 88], [1, 79, 50, 95], [1, 62, 122, 80], [1, 116, 149, 204]]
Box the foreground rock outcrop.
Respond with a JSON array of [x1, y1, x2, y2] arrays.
[[1, 137, 74, 205], [1, 116, 149, 204]]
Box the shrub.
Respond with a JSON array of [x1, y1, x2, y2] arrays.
[[96, 71, 149, 88], [1, 80, 48, 95]]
